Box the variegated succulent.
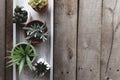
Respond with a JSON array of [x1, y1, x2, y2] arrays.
[[23, 21, 48, 42]]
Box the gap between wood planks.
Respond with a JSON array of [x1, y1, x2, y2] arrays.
[[100, 0, 104, 80], [76, 0, 80, 79]]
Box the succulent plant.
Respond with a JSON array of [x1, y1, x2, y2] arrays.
[[32, 58, 50, 77], [7, 42, 36, 75], [13, 5, 28, 23], [28, 0, 48, 11], [23, 21, 48, 42]]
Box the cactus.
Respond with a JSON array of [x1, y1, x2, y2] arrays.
[[32, 58, 50, 77], [13, 6, 28, 23]]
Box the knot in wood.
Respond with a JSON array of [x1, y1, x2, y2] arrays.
[[67, 10, 73, 15], [105, 76, 112, 80]]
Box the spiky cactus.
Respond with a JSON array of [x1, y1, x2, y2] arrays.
[[32, 58, 50, 77]]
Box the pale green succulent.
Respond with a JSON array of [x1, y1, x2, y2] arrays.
[[23, 22, 48, 42], [28, 0, 48, 10], [7, 43, 36, 75]]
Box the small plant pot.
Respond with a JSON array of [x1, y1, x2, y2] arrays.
[[32, 58, 50, 77], [16, 11, 31, 27], [33, 3, 48, 14], [9, 42, 37, 75], [12, 42, 36, 62], [13, 6, 31, 25], [23, 20, 48, 44]]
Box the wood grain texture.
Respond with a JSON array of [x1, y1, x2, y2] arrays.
[[54, 0, 77, 80], [77, 0, 102, 80], [101, 0, 120, 80], [0, 0, 5, 80], [5, 0, 13, 80]]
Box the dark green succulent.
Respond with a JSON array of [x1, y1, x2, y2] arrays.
[[33, 58, 50, 77], [13, 5, 28, 23], [7, 43, 36, 75], [23, 22, 48, 42]]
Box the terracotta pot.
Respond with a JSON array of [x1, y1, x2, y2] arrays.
[[23, 20, 48, 44], [33, 3, 48, 14]]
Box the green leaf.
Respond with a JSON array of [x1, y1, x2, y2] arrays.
[[28, 49, 33, 54], [7, 63, 14, 68], [26, 56, 32, 70], [23, 27, 33, 31], [25, 44, 31, 53], [19, 45, 25, 54], [30, 53, 36, 57], [41, 22, 46, 28], [26, 35, 33, 40], [7, 59, 18, 64], [7, 51, 13, 53], [19, 59, 25, 75]]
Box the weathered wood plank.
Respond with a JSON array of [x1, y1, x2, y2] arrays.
[[54, 0, 77, 80], [77, 0, 101, 80], [0, 0, 5, 80], [5, 0, 13, 80], [101, 0, 120, 80]]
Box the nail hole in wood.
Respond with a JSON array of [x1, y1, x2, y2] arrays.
[[78, 67, 83, 70], [109, 68, 111, 70], [67, 11, 73, 15], [66, 71, 69, 74], [61, 72, 63, 74], [106, 77, 109, 80], [80, 68, 83, 70], [90, 69, 92, 72], [117, 69, 119, 72]]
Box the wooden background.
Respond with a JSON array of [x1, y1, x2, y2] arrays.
[[0, 0, 120, 80]]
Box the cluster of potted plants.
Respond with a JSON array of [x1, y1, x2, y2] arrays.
[[7, 0, 50, 78]]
